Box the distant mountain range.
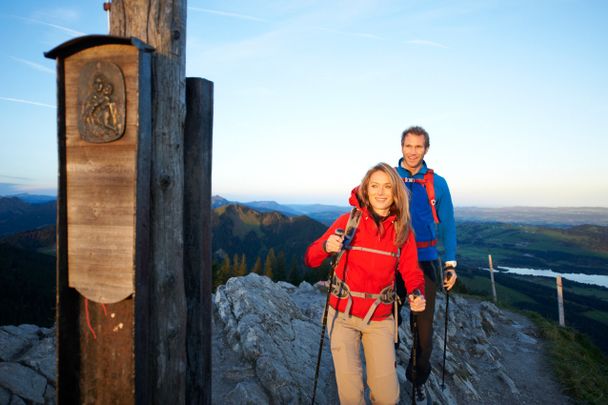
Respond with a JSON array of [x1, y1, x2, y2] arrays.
[[2, 194, 607, 238], [456, 206, 608, 227], [0, 196, 55, 237], [211, 195, 349, 225]]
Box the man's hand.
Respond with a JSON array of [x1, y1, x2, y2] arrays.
[[408, 290, 426, 313], [443, 261, 457, 291]]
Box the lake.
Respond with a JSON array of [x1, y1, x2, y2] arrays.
[[484, 266, 608, 289]]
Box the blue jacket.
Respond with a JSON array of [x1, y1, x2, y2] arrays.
[[395, 159, 457, 262]]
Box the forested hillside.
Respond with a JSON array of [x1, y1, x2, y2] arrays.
[[210, 203, 329, 287]]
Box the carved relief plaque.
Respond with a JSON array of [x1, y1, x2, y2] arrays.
[[78, 61, 126, 143]]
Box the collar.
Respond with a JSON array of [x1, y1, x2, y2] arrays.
[[397, 158, 428, 178]]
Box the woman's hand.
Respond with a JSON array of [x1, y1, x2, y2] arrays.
[[408, 291, 426, 313], [324, 231, 345, 254]]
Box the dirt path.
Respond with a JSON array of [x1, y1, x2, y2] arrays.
[[465, 303, 573, 404]]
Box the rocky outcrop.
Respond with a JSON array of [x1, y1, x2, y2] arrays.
[[0, 273, 571, 404], [0, 325, 55, 404], [212, 273, 571, 404]]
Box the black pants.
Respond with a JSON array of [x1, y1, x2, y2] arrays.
[[397, 260, 441, 387]]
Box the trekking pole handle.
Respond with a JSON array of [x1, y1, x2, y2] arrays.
[[410, 288, 422, 298]]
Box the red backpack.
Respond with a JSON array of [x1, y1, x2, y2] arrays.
[[402, 169, 439, 224]]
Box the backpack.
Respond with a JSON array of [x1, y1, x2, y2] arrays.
[[402, 168, 439, 224]]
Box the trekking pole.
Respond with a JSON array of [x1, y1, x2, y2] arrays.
[[311, 229, 344, 405], [441, 266, 454, 390], [410, 289, 421, 405]]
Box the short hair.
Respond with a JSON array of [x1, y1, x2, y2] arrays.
[[401, 126, 430, 149]]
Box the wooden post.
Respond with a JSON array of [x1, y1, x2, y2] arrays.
[[184, 78, 214, 404], [556, 275, 565, 327], [109, 1, 188, 403], [46, 36, 153, 405], [488, 254, 497, 303]]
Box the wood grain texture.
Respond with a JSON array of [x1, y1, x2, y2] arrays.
[[110, 1, 188, 403], [184, 78, 213, 405], [65, 45, 139, 304]]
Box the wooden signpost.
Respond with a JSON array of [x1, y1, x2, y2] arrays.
[[488, 254, 497, 303], [46, 35, 153, 404], [46, 1, 213, 403], [556, 275, 565, 327]]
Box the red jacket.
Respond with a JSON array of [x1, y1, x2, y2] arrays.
[[304, 189, 424, 321]]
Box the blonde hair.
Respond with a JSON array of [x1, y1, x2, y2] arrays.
[[358, 162, 411, 246]]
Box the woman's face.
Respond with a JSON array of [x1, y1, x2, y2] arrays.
[[367, 170, 394, 216]]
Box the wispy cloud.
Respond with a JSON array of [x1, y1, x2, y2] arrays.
[[9, 56, 54, 74], [11, 15, 84, 36], [31, 8, 80, 23], [312, 26, 384, 40], [0, 97, 55, 109], [0, 175, 32, 181], [406, 39, 448, 49], [188, 7, 268, 23]]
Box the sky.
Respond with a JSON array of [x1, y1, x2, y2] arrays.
[[0, 0, 607, 207]]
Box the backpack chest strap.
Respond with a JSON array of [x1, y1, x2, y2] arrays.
[[345, 246, 399, 257]]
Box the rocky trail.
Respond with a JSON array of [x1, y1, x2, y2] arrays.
[[0, 273, 572, 404]]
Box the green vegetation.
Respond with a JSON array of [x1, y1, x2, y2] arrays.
[[212, 248, 330, 291], [455, 222, 608, 275], [0, 243, 55, 326], [456, 266, 608, 354], [526, 312, 608, 404]]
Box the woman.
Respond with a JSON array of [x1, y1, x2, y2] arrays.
[[305, 162, 426, 405]]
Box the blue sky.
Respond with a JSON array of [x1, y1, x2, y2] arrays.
[[1, 0, 607, 207]]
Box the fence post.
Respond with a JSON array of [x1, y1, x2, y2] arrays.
[[488, 254, 497, 303], [556, 275, 565, 327]]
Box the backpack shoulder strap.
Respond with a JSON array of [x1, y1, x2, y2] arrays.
[[423, 169, 439, 224], [333, 207, 362, 267], [343, 207, 362, 247]]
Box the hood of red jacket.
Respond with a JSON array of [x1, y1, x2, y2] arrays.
[[349, 186, 363, 210]]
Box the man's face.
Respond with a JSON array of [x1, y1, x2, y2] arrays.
[[401, 134, 428, 171]]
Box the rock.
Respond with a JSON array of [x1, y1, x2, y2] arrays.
[[0, 387, 11, 405], [43, 384, 56, 405], [0, 274, 572, 405], [498, 369, 520, 396], [20, 337, 56, 382], [10, 395, 27, 405], [224, 381, 270, 404], [0, 328, 35, 362], [213, 273, 338, 404], [516, 331, 538, 345], [0, 362, 46, 403]]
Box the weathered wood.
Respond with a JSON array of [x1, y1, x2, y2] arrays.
[[55, 57, 82, 404], [488, 254, 497, 303], [48, 35, 153, 405], [184, 78, 213, 405], [110, 1, 188, 403], [134, 47, 153, 405], [556, 275, 565, 327], [64, 44, 141, 303]]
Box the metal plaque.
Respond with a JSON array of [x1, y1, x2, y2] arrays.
[[78, 61, 126, 143]]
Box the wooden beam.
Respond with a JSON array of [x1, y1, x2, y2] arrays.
[[110, 1, 188, 403], [184, 77, 214, 405]]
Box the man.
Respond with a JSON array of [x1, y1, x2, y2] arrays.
[[395, 126, 457, 405]]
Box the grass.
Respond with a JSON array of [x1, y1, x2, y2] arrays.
[[526, 311, 608, 404]]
